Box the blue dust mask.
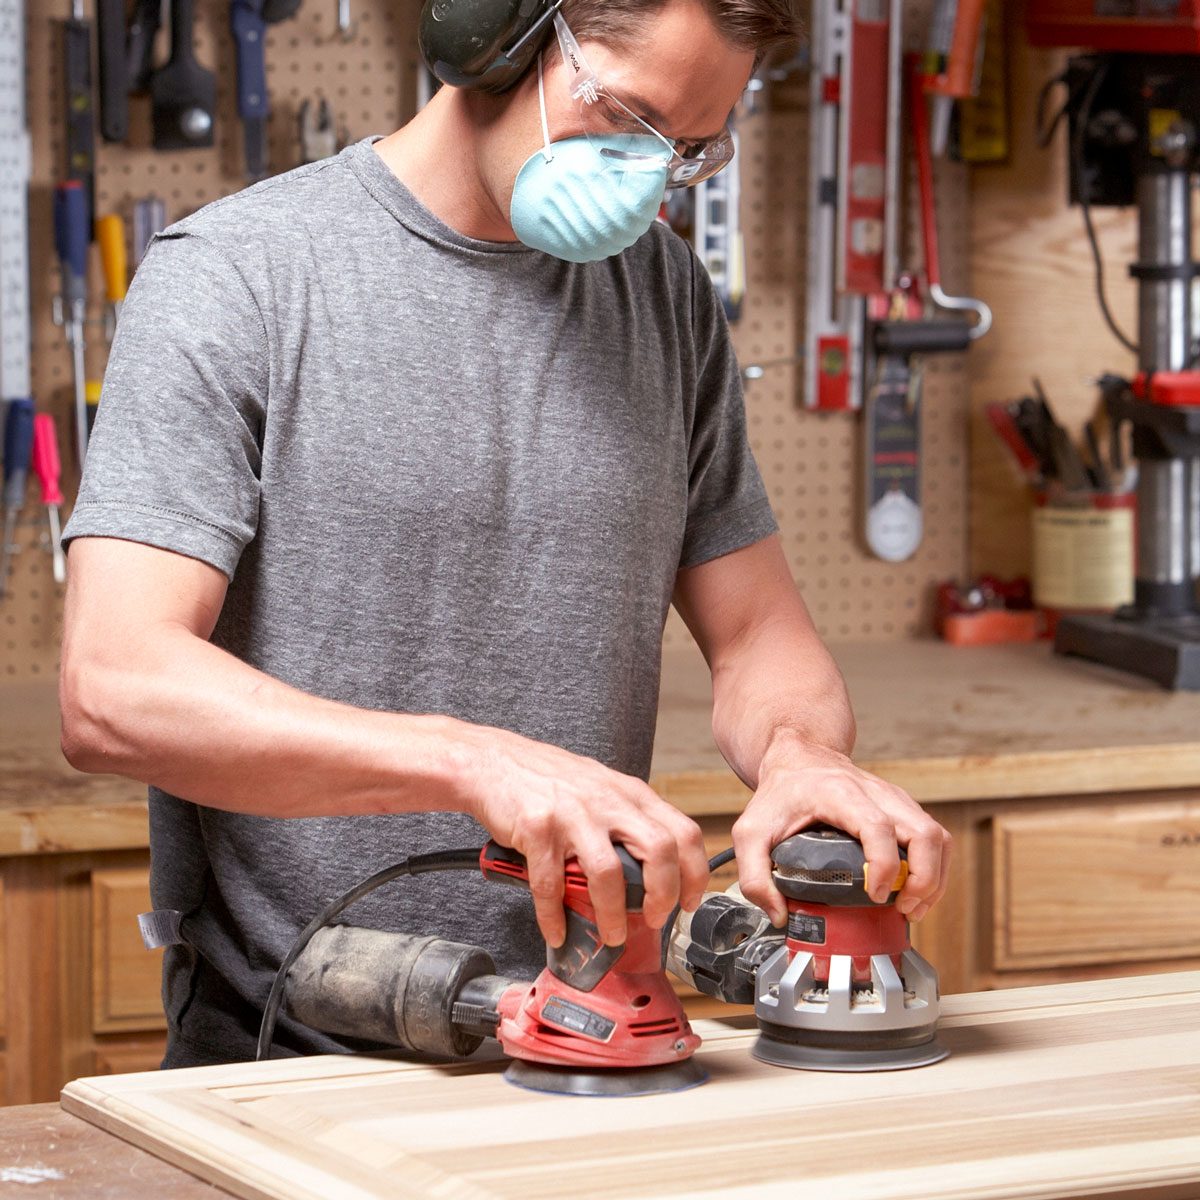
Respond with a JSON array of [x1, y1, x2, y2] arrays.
[[509, 54, 669, 263]]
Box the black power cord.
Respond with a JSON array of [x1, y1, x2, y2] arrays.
[[255, 847, 481, 1062], [1073, 59, 1139, 357]]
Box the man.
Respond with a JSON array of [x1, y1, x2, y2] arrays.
[[59, 0, 951, 1068]]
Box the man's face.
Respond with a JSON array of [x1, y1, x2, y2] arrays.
[[488, 0, 758, 225]]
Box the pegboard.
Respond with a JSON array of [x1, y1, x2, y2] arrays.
[[5, 0, 971, 682]]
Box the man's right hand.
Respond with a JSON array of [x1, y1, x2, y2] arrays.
[[458, 725, 710, 950]]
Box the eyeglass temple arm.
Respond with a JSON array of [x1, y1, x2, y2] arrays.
[[503, 0, 566, 59]]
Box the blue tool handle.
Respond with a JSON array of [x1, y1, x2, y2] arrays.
[[230, 0, 269, 120], [54, 182, 90, 305], [3, 399, 34, 510]]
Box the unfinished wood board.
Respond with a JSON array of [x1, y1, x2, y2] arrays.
[[62, 972, 1200, 1200]]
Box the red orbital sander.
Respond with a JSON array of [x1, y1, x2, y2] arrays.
[[669, 825, 948, 1071], [278, 841, 705, 1097]]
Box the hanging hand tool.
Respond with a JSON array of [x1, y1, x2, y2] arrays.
[[1, 0, 34, 583], [125, 0, 161, 94], [85, 379, 101, 441], [298, 97, 338, 164], [150, 0, 215, 150], [62, 0, 96, 234], [231, 0, 301, 180], [804, 0, 903, 411], [910, 58, 991, 339], [96, 0, 128, 141], [0, 397, 32, 600], [255, 841, 705, 1097], [692, 133, 745, 323], [96, 212, 127, 342], [336, 0, 352, 40], [31, 414, 65, 584], [921, 0, 987, 157], [132, 195, 166, 267], [52, 180, 90, 472], [668, 826, 947, 1072]]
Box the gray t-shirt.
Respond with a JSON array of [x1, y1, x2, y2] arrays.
[[63, 135, 777, 1065]]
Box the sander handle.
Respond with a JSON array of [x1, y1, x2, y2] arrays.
[[479, 839, 647, 910]]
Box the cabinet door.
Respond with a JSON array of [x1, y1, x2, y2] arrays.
[[993, 799, 1200, 970], [92, 868, 167, 1034]]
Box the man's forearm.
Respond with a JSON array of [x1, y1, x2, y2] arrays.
[[709, 613, 856, 790], [61, 627, 478, 819]]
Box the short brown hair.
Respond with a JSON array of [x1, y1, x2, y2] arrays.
[[561, 0, 799, 59]]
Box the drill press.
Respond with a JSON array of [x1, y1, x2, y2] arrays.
[[1027, 3, 1200, 688]]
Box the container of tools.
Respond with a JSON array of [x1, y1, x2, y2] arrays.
[[1031, 490, 1136, 616], [987, 378, 1137, 623]]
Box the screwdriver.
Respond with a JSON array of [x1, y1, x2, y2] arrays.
[[53, 180, 90, 471], [31, 414, 66, 585], [132, 195, 166, 268], [86, 379, 102, 440], [0, 398, 34, 601], [96, 212, 127, 342]]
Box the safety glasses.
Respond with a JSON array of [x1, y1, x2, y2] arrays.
[[551, 13, 735, 188]]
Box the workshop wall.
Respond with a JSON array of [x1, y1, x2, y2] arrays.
[[4, 0, 971, 683], [968, 23, 1142, 580]]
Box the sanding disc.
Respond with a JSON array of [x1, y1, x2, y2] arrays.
[[503, 1058, 708, 1097], [752, 1031, 949, 1072]]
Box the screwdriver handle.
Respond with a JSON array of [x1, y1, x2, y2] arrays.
[[96, 213, 128, 303], [32, 415, 64, 507], [54, 181, 90, 306], [3, 399, 35, 510]]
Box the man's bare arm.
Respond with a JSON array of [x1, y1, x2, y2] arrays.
[[60, 536, 710, 946], [672, 533, 950, 925]]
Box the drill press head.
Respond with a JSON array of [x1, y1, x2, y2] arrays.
[[751, 826, 948, 1071]]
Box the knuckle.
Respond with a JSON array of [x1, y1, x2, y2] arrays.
[[528, 875, 563, 901]]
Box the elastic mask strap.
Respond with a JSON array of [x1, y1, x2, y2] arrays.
[[536, 52, 554, 162]]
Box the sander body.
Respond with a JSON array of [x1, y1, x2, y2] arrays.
[[282, 841, 704, 1097], [669, 825, 948, 1071]]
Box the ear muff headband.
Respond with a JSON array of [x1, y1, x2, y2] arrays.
[[418, 0, 564, 93]]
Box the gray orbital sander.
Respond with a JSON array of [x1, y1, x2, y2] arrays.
[[667, 826, 948, 1071]]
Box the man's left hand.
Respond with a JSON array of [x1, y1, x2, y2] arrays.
[[731, 731, 951, 927]]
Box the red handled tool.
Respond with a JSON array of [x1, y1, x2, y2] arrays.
[[32, 415, 66, 584]]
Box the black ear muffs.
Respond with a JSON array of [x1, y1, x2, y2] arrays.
[[418, 0, 563, 93]]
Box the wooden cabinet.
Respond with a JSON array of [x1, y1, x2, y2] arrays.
[[0, 851, 165, 1106], [91, 868, 167, 1034]]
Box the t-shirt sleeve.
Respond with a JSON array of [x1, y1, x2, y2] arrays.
[[678, 249, 779, 569], [61, 229, 269, 581]]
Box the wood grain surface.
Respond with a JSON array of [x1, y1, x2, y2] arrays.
[[61, 972, 1200, 1200], [653, 641, 1200, 808]]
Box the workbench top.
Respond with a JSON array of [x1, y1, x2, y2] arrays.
[[5, 640, 1200, 855], [55, 971, 1200, 1200]]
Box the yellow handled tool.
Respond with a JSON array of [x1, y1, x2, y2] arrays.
[[96, 213, 128, 341]]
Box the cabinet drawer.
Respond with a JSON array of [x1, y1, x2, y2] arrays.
[[993, 800, 1200, 970], [92, 868, 167, 1034]]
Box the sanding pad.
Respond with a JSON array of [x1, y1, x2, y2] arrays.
[[752, 1029, 949, 1072], [503, 1058, 708, 1097]]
